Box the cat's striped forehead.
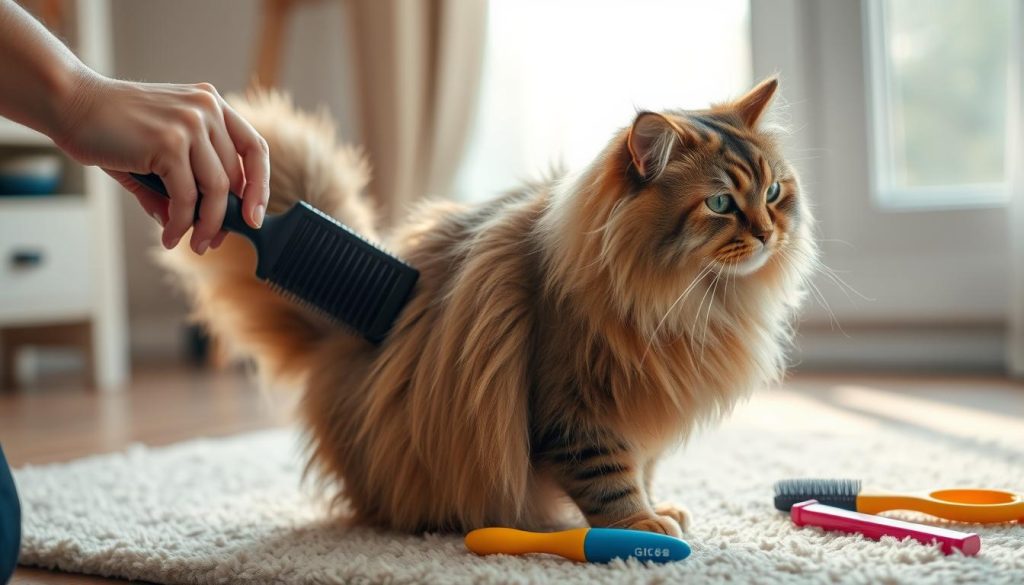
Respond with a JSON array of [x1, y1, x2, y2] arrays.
[[671, 110, 777, 194]]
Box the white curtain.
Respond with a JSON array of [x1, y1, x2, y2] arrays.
[[344, 0, 488, 225]]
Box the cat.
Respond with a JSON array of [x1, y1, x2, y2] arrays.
[[161, 77, 816, 537]]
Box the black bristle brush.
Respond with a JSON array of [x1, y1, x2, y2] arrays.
[[773, 479, 862, 512], [132, 173, 419, 343]]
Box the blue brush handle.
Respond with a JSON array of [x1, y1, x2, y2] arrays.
[[130, 172, 259, 242], [584, 528, 691, 563]]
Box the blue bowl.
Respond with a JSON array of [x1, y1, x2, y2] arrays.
[[0, 154, 63, 196], [0, 175, 61, 196]]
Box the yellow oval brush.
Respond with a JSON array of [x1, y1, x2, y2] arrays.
[[465, 527, 691, 564], [774, 478, 1024, 523]]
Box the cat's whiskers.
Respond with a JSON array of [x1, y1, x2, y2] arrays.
[[639, 262, 716, 367], [816, 237, 858, 249], [777, 247, 848, 337], [690, 266, 723, 374], [697, 267, 725, 371], [725, 258, 737, 303], [817, 263, 872, 302], [722, 257, 733, 304], [784, 245, 872, 303], [688, 266, 718, 337]]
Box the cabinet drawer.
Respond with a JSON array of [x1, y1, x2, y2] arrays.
[[0, 199, 93, 324]]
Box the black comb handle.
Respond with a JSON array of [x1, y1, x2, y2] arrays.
[[130, 172, 419, 343], [130, 172, 261, 246]]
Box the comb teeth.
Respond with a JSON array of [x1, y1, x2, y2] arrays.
[[773, 478, 862, 512], [267, 208, 417, 341]]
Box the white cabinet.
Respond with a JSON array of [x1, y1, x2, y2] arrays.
[[0, 199, 94, 325]]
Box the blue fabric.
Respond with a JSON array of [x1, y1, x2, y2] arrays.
[[0, 445, 19, 584]]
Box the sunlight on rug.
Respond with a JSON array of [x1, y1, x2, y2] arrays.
[[13, 386, 1024, 584]]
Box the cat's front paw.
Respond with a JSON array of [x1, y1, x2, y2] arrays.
[[611, 511, 683, 538], [654, 501, 691, 532]]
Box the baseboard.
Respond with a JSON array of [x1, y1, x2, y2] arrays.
[[792, 322, 1006, 373]]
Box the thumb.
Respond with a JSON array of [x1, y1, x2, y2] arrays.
[[106, 170, 170, 225]]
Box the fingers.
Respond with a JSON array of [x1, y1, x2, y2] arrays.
[[212, 135, 244, 195], [205, 109, 242, 252], [222, 102, 269, 228], [188, 138, 230, 254], [205, 99, 244, 195], [104, 170, 169, 225], [131, 190, 170, 227], [210, 229, 229, 250], [155, 153, 199, 250]]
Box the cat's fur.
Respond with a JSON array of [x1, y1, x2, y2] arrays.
[[161, 77, 816, 537]]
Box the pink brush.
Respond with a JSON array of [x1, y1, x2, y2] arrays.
[[791, 499, 981, 556]]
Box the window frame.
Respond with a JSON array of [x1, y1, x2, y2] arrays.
[[863, 0, 1013, 211]]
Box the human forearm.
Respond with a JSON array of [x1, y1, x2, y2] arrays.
[[0, 0, 93, 139]]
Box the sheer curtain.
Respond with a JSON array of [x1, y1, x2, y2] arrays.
[[345, 0, 488, 224], [453, 0, 751, 202]]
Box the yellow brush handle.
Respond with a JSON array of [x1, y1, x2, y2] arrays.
[[465, 527, 588, 562], [858, 489, 1024, 523]]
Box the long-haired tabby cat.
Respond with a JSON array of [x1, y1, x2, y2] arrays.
[[162, 77, 815, 537]]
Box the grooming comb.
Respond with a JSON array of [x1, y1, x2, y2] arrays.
[[774, 478, 1024, 524], [132, 173, 418, 342]]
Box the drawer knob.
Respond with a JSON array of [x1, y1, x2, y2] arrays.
[[10, 248, 44, 269]]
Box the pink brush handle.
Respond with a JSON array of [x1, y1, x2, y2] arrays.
[[791, 500, 981, 556]]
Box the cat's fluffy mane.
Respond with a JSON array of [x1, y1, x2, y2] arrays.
[[161, 86, 815, 533]]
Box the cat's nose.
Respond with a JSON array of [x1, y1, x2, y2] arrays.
[[754, 230, 773, 245]]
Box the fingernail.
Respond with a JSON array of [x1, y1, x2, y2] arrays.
[[196, 239, 211, 255], [253, 204, 265, 228], [150, 212, 166, 227], [166, 234, 181, 249]]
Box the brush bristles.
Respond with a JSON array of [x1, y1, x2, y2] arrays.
[[268, 208, 418, 341], [773, 478, 862, 512]]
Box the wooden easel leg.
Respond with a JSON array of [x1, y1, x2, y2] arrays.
[[0, 329, 16, 392], [252, 0, 301, 89]]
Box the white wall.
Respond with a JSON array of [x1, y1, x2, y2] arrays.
[[110, 0, 358, 358]]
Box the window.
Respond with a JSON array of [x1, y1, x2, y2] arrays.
[[454, 0, 751, 202], [866, 0, 1016, 209]]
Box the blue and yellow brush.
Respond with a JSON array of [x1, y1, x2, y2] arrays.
[[465, 527, 691, 564]]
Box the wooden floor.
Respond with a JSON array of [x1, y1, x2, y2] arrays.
[[3, 365, 1022, 584]]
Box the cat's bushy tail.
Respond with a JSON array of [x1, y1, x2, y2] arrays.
[[159, 91, 377, 382]]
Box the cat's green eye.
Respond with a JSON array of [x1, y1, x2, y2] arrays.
[[766, 181, 781, 203], [705, 193, 734, 214]]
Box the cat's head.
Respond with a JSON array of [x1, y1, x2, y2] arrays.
[[543, 77, 814, 327], [620, 77, 808, 276]]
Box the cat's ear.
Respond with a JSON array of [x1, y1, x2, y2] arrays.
[[733, 76, 779, 128], [627, 112, 693, 180]]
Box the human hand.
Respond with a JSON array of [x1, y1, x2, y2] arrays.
[[53, 74, 270, 253]]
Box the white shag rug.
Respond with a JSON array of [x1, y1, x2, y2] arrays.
[[13, 386, 1024, 584]]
